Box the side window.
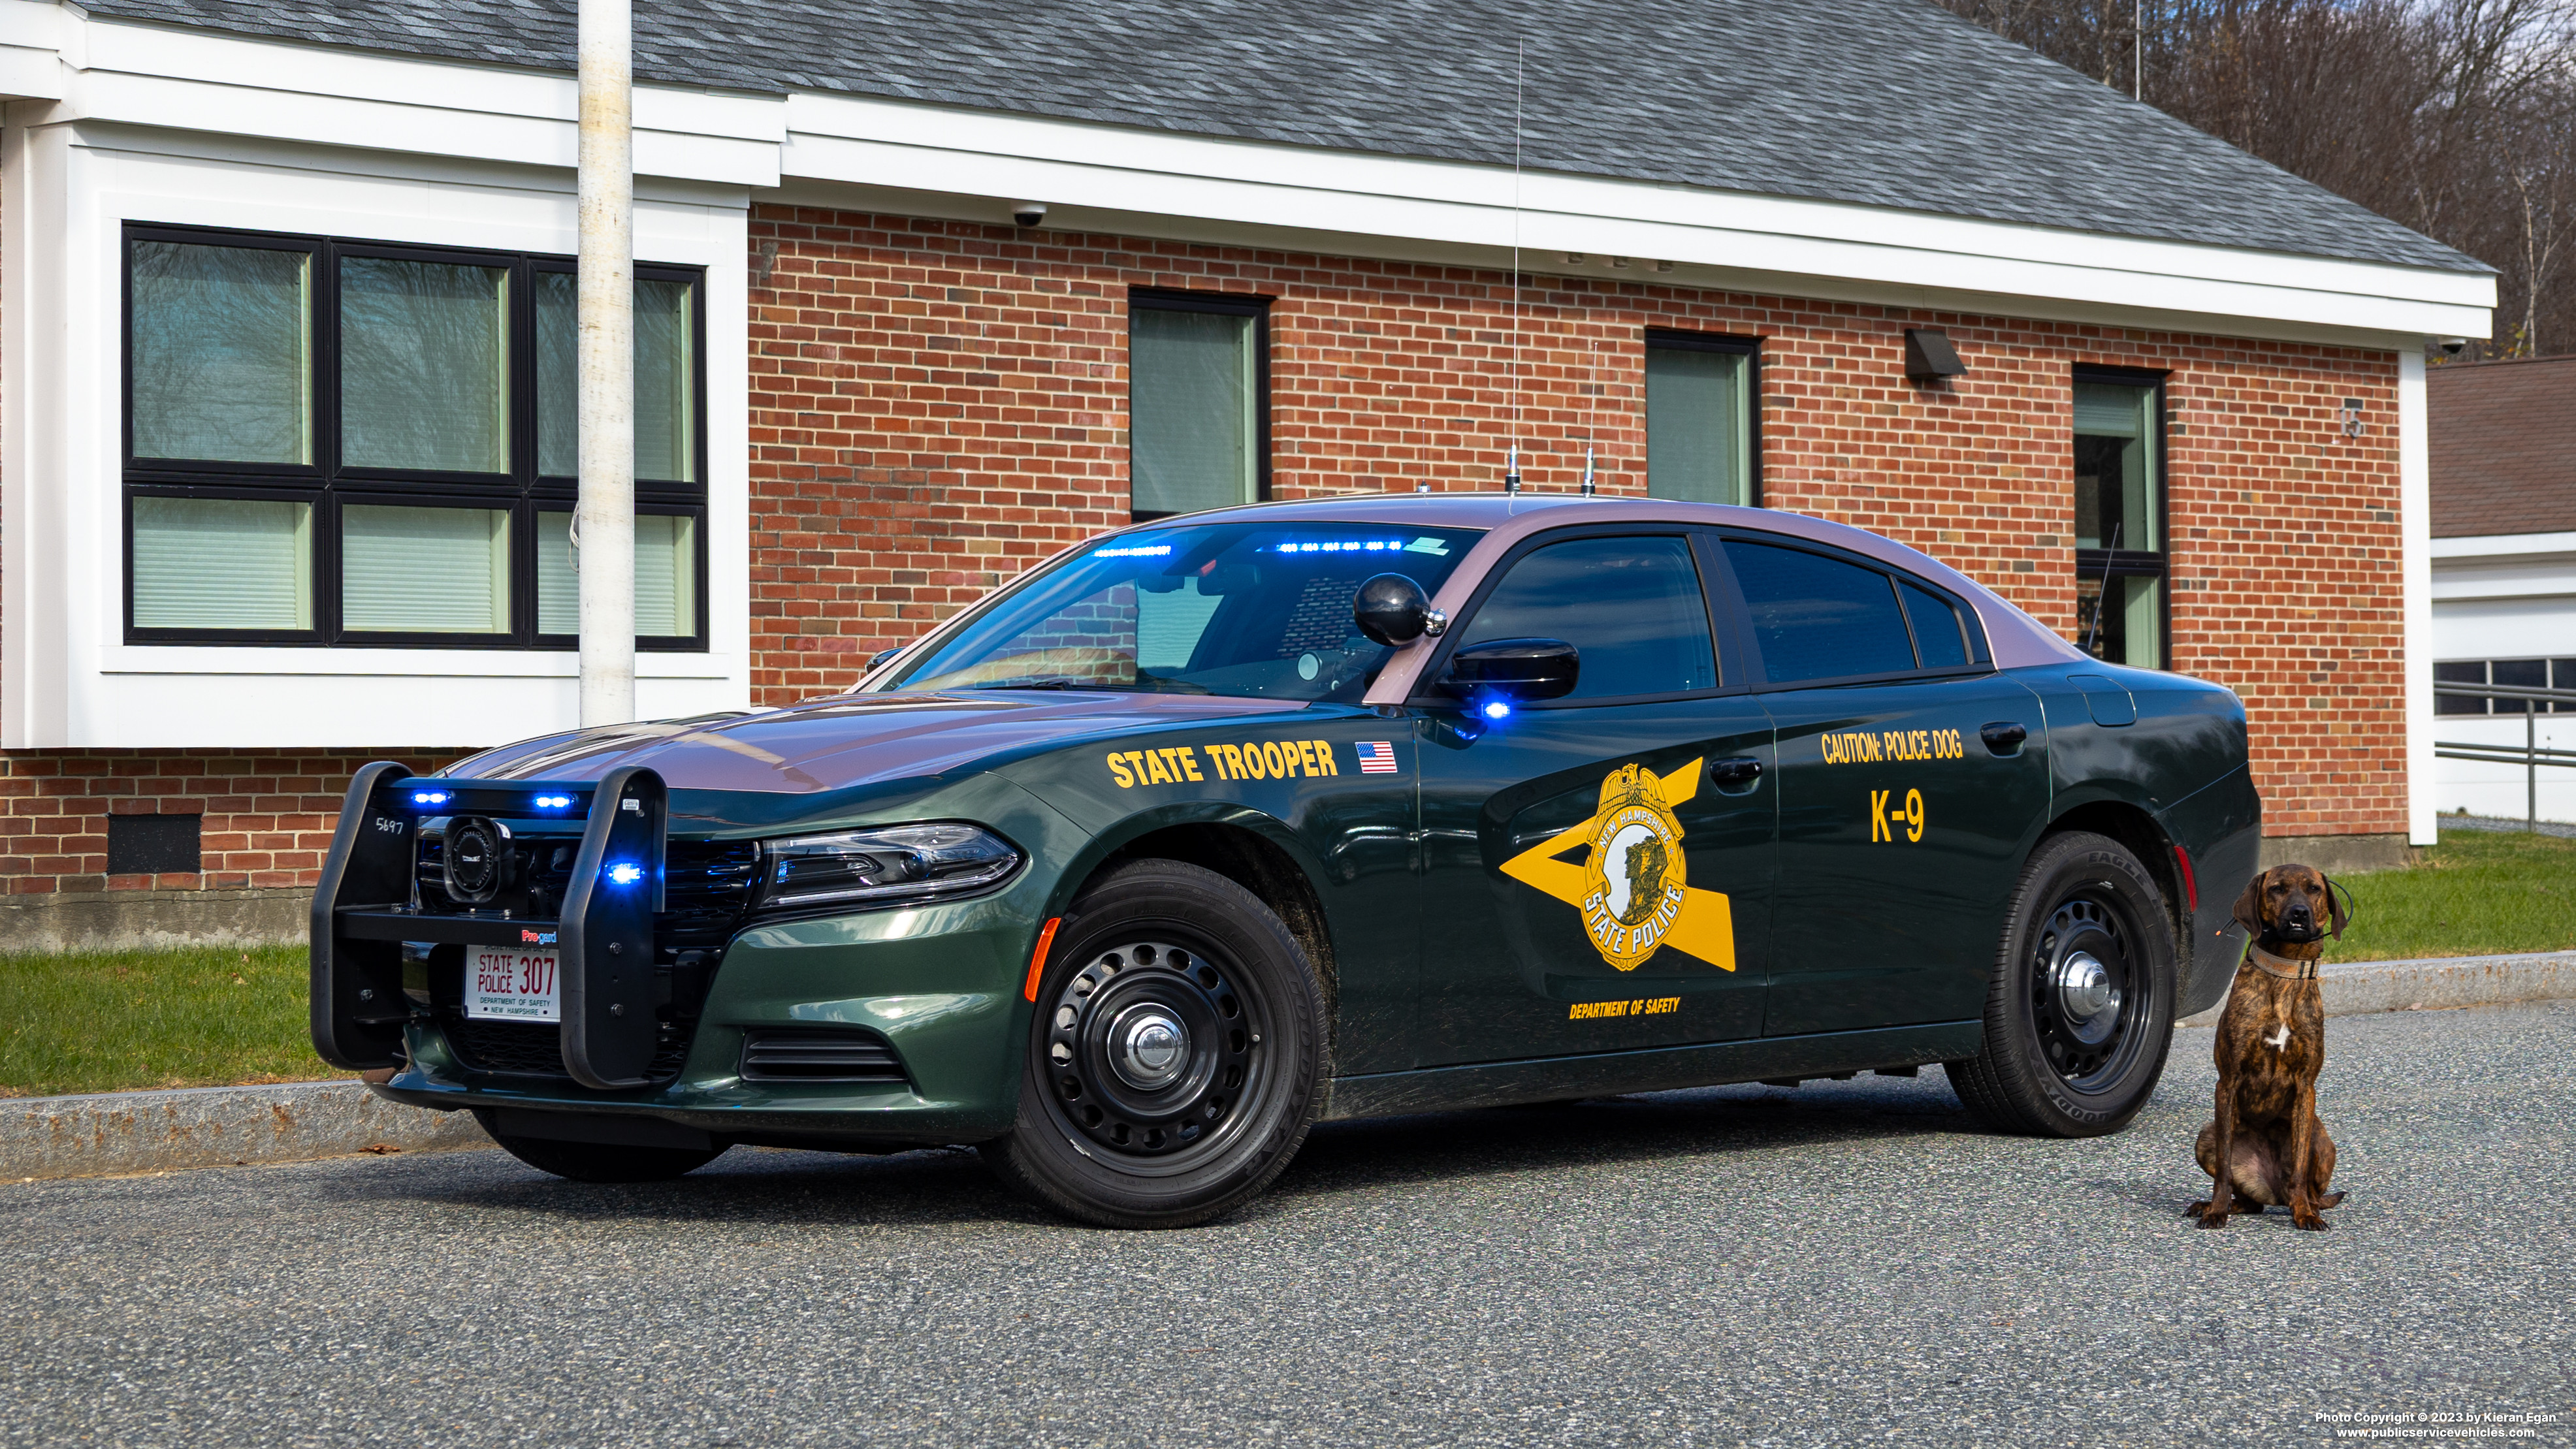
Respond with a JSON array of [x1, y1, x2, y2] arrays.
[[1724, 540, 1916, 684], [1455, 535, 1716, 700], [1899, 579, 1974, 669]]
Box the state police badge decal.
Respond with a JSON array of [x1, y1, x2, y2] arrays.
[[1500, 758, 1738, 973]]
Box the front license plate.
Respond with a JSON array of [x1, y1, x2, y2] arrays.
[[466, 947, 560, 1023]]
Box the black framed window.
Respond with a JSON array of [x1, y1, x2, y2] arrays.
[[1646, 330, 1758, 507], [2437, 658, 2576, 714], [1128, 289, 1268, 522], [2072, 366, 2168, 669], [122, 223, 708, 649]]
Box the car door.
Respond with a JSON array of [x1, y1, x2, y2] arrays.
[[1709, 533, 2049, 1036], [1412, 528, 1776, 1066]]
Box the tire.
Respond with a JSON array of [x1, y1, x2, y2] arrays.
[[474, 1111, 730, 1183], [980, 859, 1326, 1229], [1945, 830, 2177, 1138]]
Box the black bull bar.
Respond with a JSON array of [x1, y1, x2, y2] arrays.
[[310, 761, 671, 1089]]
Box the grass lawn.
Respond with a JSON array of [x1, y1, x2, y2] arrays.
[[2326, 826, 2576, 962], [0, 944, 347, 1098], [0, 825, 2568, 1098]]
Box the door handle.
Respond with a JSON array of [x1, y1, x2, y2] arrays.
[[1710, 756, 1763, 788], [1979, 721, 2029, 755]]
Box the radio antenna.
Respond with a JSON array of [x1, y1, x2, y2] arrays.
[[1580, 334, 1601, 495], [1504, 37, 1525, 496]]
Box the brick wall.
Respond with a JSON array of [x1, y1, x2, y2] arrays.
[[0, 206, 2405, 910], [0, 750, 457, 899], [746, 204, 2406, 840]]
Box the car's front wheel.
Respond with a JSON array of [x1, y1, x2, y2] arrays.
[[981, 859, 1325, 1228], [1945, 830, 2177, 1137]]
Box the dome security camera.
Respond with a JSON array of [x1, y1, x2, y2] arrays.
[[1012, 202, 1048, 228]]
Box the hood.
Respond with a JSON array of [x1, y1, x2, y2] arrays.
[[442, 691, 1309, 795]]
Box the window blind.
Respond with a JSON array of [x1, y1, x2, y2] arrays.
[[1131, 306, 1255, 517], [536, 511, 696, 637], [131, 497, 313, 630], [341, 505, 511, 633], [1647, 345, 1751, 506]]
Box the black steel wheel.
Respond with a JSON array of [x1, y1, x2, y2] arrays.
[[1946, 831, 2176, 1137], [982, 859, 1324, 1228]]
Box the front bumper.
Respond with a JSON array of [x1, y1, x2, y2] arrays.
[[374, 886, 1042, 1147]]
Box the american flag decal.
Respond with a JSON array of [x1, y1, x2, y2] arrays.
[[1354, 741, 1399, 774]]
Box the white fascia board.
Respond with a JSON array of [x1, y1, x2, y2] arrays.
[[2430, 530, 2576, 560], [60, 18, 782, 185], [782, 93, 2494, 343]]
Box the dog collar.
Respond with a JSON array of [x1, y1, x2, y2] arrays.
[[2245, 943, 2321, 981]]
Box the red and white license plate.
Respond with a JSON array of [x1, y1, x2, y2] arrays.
[[466, 947, 560, 1023]]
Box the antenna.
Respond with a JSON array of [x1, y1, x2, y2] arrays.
[[1504, 37, 1525, 496], [1580, 334, 1602, 496]]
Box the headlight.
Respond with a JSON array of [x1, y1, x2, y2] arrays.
[[754, 823, 1022, 912]]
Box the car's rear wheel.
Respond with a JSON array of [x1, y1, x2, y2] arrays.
[[1945, 830, 2176, 1137], [981, 859, 1325, 1228], [474, 1112, 730, 1183]]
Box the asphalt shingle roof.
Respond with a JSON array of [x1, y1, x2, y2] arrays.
[[83, 0, 2488, 274], [2430, 357, 2576, 538]]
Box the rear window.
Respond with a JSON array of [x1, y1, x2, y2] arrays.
[[1724, 540, 1916, 684], [1900, 580, 1973, 669]]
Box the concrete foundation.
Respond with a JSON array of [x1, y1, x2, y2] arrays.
[[2257, 833, 2419, 876], [0, 887, 310, 955]]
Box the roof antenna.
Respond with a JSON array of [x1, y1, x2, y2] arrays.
[[1503, 37, 1525, 496], [1580, 334, 1602, 496]]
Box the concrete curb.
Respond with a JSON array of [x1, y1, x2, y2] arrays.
[[2176, 950, 2576, 1028], [3, 950, 2569, 1183], [1, 1080, 487, 1183]]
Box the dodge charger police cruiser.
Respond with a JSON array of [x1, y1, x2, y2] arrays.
[[314, 494, 2259, 1227]]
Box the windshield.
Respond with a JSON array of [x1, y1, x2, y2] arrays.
[[879, 522, 1484, 702]]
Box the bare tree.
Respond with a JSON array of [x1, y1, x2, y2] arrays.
[[1938, 0, 2576, 358]]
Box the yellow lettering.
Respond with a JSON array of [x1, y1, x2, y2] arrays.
[[1871, 789, 1890, 842], [1907, 788, 1926, 843], [1314, 740, 1338, 776], [1177, 746, 1204, 782], [1145, 750, 1175, 785], [1108, 753, 1135, 789], [1261, 741, 1286, 778]]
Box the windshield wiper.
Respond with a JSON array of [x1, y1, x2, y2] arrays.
[[975, 678, 1081, 690]]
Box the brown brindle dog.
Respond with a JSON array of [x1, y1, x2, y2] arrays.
[[2187, 863, 2350, 1230]]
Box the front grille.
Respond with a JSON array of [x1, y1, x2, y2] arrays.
[[415, 835, 760, 951], [739, 1028, 909, 1085], [445, 1017, 695, 1081]]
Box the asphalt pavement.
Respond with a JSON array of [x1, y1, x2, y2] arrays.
[[4, 1001, 2571, 1448]]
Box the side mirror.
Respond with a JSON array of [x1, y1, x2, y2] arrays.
[[868, 648, 901, 670], [1442, 638, 1579, 703], [1353, 573, 1446, 646]]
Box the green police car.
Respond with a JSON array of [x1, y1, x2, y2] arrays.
[[314, 494, 2258, 1227]]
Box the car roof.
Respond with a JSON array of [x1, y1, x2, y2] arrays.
[[1114, 492, 2085, 692]]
